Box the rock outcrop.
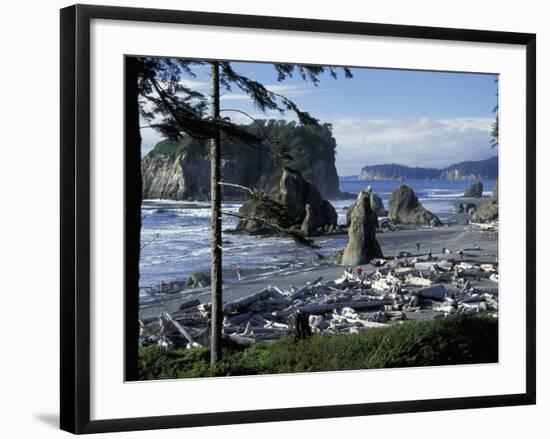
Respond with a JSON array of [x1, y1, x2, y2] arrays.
[[473, 180, 498, 222], [465, 202, 477, 215], [342, 189, 383, 265], [346, 188, 387, 226], [236, 169, 338, 236], [142, 121, 341, 200], [464, 182, 483, 198], [370, 193, 388, 217], [388, 185, 442, 226], [142, 148, 210, 200]]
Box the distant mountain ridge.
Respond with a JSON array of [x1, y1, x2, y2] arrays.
[[358, 156, 498, 181]]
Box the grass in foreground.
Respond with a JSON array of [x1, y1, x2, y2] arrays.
[[138, 314, 498, 380]]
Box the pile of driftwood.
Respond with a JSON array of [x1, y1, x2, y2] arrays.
[[139, 255, 498, 351]]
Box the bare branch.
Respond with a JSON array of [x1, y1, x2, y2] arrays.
[[218, 181, 255, 196]]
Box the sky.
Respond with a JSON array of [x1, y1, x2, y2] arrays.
[[140, 61, 498, 177]]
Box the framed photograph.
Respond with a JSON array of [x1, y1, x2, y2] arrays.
[[60, 4, 536, 434]]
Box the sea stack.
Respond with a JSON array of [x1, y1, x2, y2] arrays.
[[237, 169, 338, 235], [473, 180, 498, 222], [346, 187, 387, 226], [388, 185, 442, 226], [342, 188, 383, 265], [464, 182, 483, 198]]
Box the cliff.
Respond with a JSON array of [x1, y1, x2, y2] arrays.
[[142, 120, 340, 200], [359, 156, 498, 181]]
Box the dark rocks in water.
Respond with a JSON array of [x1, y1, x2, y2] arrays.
[[186, 271, 211, 288], [465, 202, 477, 215], [388, 185, 442, 227], [370, 192, 388, 217], [473, 180, 498, 222], [237, 169, 338, 236], [342, 189, 383, 265], [455, 203, 465, 214], [346, 187, 388, 226], [464, 182, 483, 198]]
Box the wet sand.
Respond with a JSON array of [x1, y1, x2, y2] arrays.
[[139, 223, 497, 320]]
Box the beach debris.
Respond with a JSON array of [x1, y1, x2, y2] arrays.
[[178, 298, 201, 311], [139, 254, 498, 350], [162, 313, 201, 349], [418, 284, 447, 300]]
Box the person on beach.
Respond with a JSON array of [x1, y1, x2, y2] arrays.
[[459, 250, 464, 259], [344, 266, 353, 281], [359, 270, 366, 292], [356, 266, 363, 278], [428, 249, 432, 260], [236, 264, 242, 280], [416, 241, 421, 252]]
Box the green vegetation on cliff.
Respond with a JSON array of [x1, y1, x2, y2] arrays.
[[149, 137, 207, 158], [139, 314, 498, 379], [142, 120, 340, 200]]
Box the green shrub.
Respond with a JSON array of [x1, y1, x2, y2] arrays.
[[138, 314, 498, 380]]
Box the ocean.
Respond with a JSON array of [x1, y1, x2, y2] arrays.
[[139, 178, 497, 293]]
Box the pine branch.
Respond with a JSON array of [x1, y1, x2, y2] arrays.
[[221, 210, 318, 248]]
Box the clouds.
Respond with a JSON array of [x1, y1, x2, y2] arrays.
[[332, 117, 495, 176], [219, 83, 324, 103], [141, 116, 496, 176]]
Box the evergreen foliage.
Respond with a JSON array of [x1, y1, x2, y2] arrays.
[[138, 315, 498, 379]]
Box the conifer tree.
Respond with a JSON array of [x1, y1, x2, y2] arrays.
[[129, 57, 352, 363]]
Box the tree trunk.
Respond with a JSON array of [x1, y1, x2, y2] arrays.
[[125, 57, 142, 380], [210, 61, 223, 364]]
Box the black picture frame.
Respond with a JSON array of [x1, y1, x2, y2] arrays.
[[60, 4, 536, 434]]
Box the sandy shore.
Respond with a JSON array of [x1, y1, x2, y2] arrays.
[[139, 222, 497, 320]]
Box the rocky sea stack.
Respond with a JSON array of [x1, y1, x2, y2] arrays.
[[388, 185, 442, 226], [473, 180, 498, 222], [342, 189, 383, 265], [346, 187, 387, 226], [236, 169, 338, 236], [464, 182, 483, 198]]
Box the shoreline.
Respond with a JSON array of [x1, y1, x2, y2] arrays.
[[139, 222, 498, 320]]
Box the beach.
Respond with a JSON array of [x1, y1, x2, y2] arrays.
[[139, 177, 497, 290], [139, 221, 497, 320]]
